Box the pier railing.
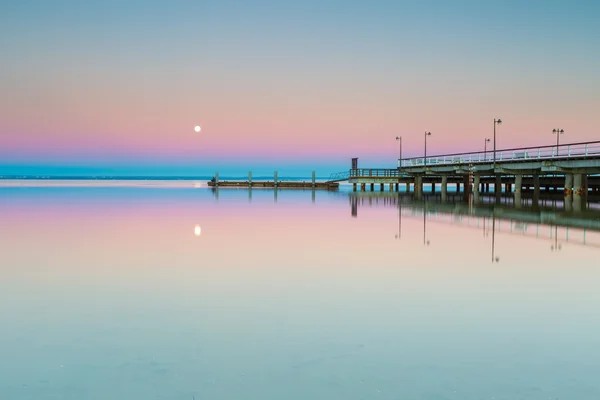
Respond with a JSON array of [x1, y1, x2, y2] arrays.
[[400, 140, 600, 168], [349, 168, 400, 177]]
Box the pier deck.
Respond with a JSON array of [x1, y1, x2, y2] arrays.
[[207, 181, 339, 189]]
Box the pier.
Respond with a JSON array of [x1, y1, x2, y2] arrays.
[[339, 141, 600, 210]]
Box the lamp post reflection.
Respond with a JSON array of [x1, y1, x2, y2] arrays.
[[551, 225, 562, 251], [395, 193, 402, 239], [423, 202, 430, 246], [491, 215, 500, 263]]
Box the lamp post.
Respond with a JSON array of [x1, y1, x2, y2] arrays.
[[396, 136, 402, 171], [484, 138, 491, 160], [552, 129, 564, 156], [493, 119, 502, 169], [424, 131, 432, 167]]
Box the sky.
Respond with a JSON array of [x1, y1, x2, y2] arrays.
[[1, 0, 599, 176]]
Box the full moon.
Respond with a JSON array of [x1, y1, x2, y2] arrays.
[[194, 225, 201, 236], [194, 125, 201, 133]]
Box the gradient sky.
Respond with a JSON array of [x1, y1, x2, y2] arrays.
[[1, 0, 599, 176]]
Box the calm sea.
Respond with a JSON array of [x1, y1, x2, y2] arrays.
[[1, 181, 600, 399]]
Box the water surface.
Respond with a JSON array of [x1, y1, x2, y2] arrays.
[[1, 184, 600, 399]]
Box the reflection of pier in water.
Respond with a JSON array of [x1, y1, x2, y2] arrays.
[[350, 192, 600, 248]]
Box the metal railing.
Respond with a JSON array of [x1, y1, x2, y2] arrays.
[[399, 141, 600, 168], [349, 168, 400, 178], [328, 171, 351, 182]]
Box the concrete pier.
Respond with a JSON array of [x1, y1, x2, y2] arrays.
[[533, 174, 540, 207], [473, 175, 481, 203], [495, 175, 501, 203], [564, 174, 573, 212], [574, 174, 583, 212], [441, 176, 448, 202], [514, 175, 522, 208]]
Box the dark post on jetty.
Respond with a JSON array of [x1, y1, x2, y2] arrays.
[[206, 171, 339, 190]]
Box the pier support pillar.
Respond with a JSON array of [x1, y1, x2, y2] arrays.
[[441, 176, 448, 202], [473, 175, 481, 203], [564, 174, 573, 212], [463, 175, 471, 198], [370, 183, 374, 192], [389, 183, 394, 191], [394, 183, 398, 192], [431, 182, 436, 193], [533, 174, 540, 208], [248, 171, 252, 186], [416, 176, 423, 200], [380, 183, 384, 192], [353, 183, 357, 192], [361, 183, 366, 192], [485, 183, 490, 192], [514, 175, 522, 208], [574, 174, 583, 212], [456, 182, 461, 193], [406, 182, 411, 193], [495, 174, 502, 203]]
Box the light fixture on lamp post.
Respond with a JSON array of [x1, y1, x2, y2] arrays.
[[484, 138, 491, 160], [552, 129, 564, 156]]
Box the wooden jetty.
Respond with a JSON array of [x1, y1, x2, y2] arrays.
[[207, 180, 338, 189], [207, 171, 339, 190]]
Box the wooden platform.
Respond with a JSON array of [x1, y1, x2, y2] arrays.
[[207, 181, 339, 189]]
